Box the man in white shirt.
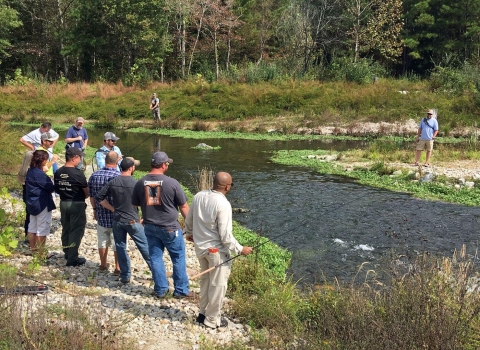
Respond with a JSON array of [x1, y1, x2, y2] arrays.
[[20, 122, 59, 152], [184, 172, 252, 329]]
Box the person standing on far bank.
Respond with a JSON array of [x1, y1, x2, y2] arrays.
[[414, 109, 438, 167], [150, 93, 160, 122], [184, 172, 253, 328]]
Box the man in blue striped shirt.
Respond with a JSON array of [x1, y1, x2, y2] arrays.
[[88, 151, 121, 273]]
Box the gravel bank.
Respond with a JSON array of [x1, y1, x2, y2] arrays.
[[4, 194, 251, 350]]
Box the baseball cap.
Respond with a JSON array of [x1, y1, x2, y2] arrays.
[[120, 157, 140, 171], [41, 132, 56, 141], [76, 117, 85, 123], [427, 109, 434, 115], [104, 132, 120, 141], [151, 151, 173, 165], [66, 147, 85, 157]]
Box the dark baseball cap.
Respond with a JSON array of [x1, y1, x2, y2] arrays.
[[151, 151, 173, 165], [120, 157, 140, 171], [66, 147, 85, 157]]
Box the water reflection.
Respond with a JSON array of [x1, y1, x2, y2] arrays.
[[69, 129, 480, 283]]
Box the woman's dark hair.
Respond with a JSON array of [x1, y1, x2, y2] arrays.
[[30, 150, 49, 169]]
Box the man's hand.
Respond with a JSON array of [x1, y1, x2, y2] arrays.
[[77, 136, 83, 141], [241, 246, 253, 256], [51, 154, 59, 162]]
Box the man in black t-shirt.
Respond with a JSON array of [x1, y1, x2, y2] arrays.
[[54, 147, 89, 266]]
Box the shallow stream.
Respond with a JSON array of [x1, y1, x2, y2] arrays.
[[51, 128, 480, 284]]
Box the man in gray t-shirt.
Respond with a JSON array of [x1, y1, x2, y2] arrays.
[[131, 151, 193, 299], [96, 157, 151, 283]]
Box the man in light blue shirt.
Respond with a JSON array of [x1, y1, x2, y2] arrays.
[[95, 132, 122, 171], [415, 109, 439, 167]]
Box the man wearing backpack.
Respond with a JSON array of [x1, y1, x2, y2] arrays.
[[414, 109, 439, 167], [95, 132, 122, 171]]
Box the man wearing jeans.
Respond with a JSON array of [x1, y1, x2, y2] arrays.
[[131, 151, 193, 299], [96, 157, 152, 283]]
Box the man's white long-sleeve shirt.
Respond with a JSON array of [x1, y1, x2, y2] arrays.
[[185, 189, 243, 257]]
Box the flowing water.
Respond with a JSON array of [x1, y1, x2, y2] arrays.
[[49, 128, 480, 284]]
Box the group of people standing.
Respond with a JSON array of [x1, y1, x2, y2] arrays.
[[19, 119, 252, 328]]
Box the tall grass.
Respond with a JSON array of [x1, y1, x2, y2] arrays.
[[225, 248, 480, 349], [1, 79, 480, 133]]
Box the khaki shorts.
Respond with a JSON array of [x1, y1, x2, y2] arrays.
[[97, 225, 116, 251], [416, 140, 434, 151]]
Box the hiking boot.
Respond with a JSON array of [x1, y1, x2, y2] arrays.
[[66, 257, 86, 267], [120, 278, 130, 284], [196, 313, 205, 324], [173, 291, 196, 299]]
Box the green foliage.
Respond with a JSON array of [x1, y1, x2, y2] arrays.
[[429, 62, 480, 94], [0, 189, 20, 257], [5, 69, 31, 86], [330, 58, 386, 84]]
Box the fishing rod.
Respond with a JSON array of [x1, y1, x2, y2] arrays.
[[16, 272, 78, 296], [191, 199, 359, 280]]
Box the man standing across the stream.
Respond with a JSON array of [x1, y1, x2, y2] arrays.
[[184, 172, 253, 329], [414, 109, 438, 167], [150, 93, 160, 122]]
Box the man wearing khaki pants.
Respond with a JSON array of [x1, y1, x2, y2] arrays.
[[184, 172, 253, 329]]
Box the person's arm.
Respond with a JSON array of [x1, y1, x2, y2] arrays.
[[179, 201, 189, 219], [83, 187, 89, 199], [416, 127, 422, 139], [184, 205, 194, 241], [50, 130, 60, 147], [65, 128, 81, 144], [83, 132, 88, 149], [19, 137, 35, 151], [99, 199, 115, 213]]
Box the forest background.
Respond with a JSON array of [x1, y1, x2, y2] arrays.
[[1, 0, 480, 86]]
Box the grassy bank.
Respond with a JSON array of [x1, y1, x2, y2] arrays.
[[2, 80, 480, 136], [271, 148, 480, 206]]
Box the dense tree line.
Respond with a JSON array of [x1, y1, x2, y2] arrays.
[[1, 0, 479, 84]]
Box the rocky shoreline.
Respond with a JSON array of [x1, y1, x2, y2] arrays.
[[3, 193, 251, 349]]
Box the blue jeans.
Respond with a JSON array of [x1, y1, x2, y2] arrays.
[[112, 221, 152, 280], [144, 224, 189, 297]]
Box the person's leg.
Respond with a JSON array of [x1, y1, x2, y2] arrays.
[[109, 229, 121, 272], [97, 225, 109, 268], [162, 228, 189, 296], [144, 224, 168, 296], [113, 221, 130, 280], [27, 214, 38, 251], [203, 251, 231, 328], [60, 201, 70, 260], [425, 150, 432, 164], [198, 254, 210, 316], [127, 222, 151, 271], [66, 202, 86, 265], [34, 208, 51, 259], [415, 150, 422, 164]]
